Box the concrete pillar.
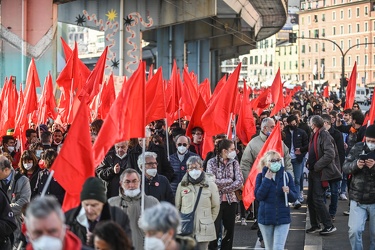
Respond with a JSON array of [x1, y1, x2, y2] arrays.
[[157, 27, 171, 80], [172, 24, 185, 75]]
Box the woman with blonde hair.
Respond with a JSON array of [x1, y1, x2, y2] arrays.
[[255, 150, 297, 250]]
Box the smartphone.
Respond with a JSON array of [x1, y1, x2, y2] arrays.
[[359, 154, 368, 161]]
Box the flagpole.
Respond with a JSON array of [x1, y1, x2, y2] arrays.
[[233, 115, 237, 150], [165, 118, 170, 160], [282, 158, 288, 207], [141, 137, 146, 213], [227, 112, 233, 137]]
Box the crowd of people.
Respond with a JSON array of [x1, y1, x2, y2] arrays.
[[0, 90, 375, 250]]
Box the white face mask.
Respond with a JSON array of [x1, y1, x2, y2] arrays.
[[144, 236, 166, 250], [23, 163, 33, 170], [31, 235, 63, 250], [177, 146, 187, 154], [7, 146, 15, 152], [116, 153, 127, 159], [227, 151, 237, 159], [146, 168, 157, 177], [367, 142, 375, 151], [35, 150, 43, 158], [124, 188, 141, 197], [188, 169, 202, 180]]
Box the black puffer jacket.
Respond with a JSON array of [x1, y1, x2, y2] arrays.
[[65, 203, 132, 247], [343, 142, 375, 204]]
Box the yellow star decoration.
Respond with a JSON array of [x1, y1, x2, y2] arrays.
[[106, 9, 118, 22]]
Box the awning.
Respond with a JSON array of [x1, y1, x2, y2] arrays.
[[312, 80, 328, 85]]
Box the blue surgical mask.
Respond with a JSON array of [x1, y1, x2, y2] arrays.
[[266, 131, 271, 136], [270, 162, 281, 173]]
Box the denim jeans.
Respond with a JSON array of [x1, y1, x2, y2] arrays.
[[348, 200, 375, 250], [340, 173, 348, 194], [258, 223, 290, 250], [291, 158, 303, 199], [328, 179, 340, 216]]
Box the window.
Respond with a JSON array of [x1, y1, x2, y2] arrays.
[[322, 28, 325, 37], [333, 11, 336, 21], [365, 22, 368, 31], [309, 46, 311, 52], [365, 54, 368, 65], [356, 55, 360, 65], [314, 15, 318, 22], [348, 9, 351, 18], [314, 29, 319, 38], [302, 60, 305, 68], [348, 56, 351, 66], [348, 39, 352, 48], [322, 14, 326, 21], [302, 45, 306, 53], [365, 6, 368, 15], [340, 40, 344, 50], [333, 41, 336, 51], [365, 37, 368, 48], [340, 10, 344, 19], [374, 36, 375, 47], [322, 43, 326, 51], [315, 43, 319, 52], [356, 38, 360, 49], [284, 62, 286, 70], [308, 16, 311, 24], [357, 23, 360, 32], [302, 31, 305, 38], [333, 57, 336, 67], [348, 24, 352, 33], [333, 26, 336, 35], [289, 61, 292, 70], [340, 25, 344, 34], [301, 17, 304, 25], [249, 56, 253, 65], [255, 56, 258, 64], [356, 7, 360, 17]]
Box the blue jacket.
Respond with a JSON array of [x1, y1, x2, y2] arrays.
[[255, 166, 297, 225], [169, 151, 199, 194]]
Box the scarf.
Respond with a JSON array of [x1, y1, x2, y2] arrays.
[[188, 171, 205, 185]]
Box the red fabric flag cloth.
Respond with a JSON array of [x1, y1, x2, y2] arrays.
[[78, 47, 108, 104], [201, 63, 241, 136], [92, 62, 146, 166], [242, 122, 284, 209], [323, 86, 329, 98], [269, 69, 284, 117], [202, 133, 214, 160], [180, 67, 199, 117], [233, 87, 242, 115], [186, 95, 207, 138], [98, 74, 116, 119], [37, 72, 57, 125], [61, 37, 72, 62], [166, 60, 182, 114], [0, 78, 18, 136], [51, 97, 94, 212], [24, 58, 41, 94], [236, 83, 256, 146], [345, 62, 357, 110], [198, 78, 211, 104], [364, 90, 375, 126], [252, 88, 271, 115], [145, 67, 166, 124], [148, 64, 154, 82]]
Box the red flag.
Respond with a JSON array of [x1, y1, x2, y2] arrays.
[[92, 62, 146, 166], [166, 60, 182, 114], [269, 69, 284, 117], [148, 64, 154, 81], [146, 68, 166, 124], [198, 79, 211, 104], [242, 122, 284, 209], [323, 86, 329, 98], [24, 59, 41, 93], [236, 83, 256, 146], [345, 62, 357, 110], [0, 78, 18, 136], [186, 95, 207, 138], [98, 74, 116, 119], [201, 64, 241, 136], [52, 97, 94, 211], [61, 37, 72, 62], [37, 73, 57, 125], [252, 88, 271, 114], [364, 90, 375, 126], [78, 47, 108, 104], [233, 87, 242, 115], [180, 67, 198, 117]]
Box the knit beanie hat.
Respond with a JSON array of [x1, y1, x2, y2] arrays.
[[365, 125, 375, 138], [80, 177, 107, 203]]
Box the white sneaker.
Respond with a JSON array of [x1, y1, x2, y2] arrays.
[[340, 193, 348, 200], [241, 218, 247, 226]]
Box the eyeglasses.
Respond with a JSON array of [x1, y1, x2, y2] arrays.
[[269, 159, 282, 163], [353, 106, 359, 108], [145, 162, 158, 166], [177, 143, 188, 147], [123, 179, 139, 185]]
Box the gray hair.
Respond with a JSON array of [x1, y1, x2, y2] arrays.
[[139, 202, 180, 233], [120, 168, 141, 182], [174, 135, 191, 144], [0, 155, 11, 171], [310, 115, 324, 128], [25, 196, 65, 227], [261, 117, 274, 131], [137, 151, 158, 170], [186, 156, 203, 169]]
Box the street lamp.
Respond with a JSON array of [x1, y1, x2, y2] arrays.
[[291, 33, 375, 96]]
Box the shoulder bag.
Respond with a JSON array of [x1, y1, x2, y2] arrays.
[[179, 187, 203, 236]]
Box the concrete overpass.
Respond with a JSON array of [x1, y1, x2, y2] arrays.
[[0, 0, 287, 86]]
